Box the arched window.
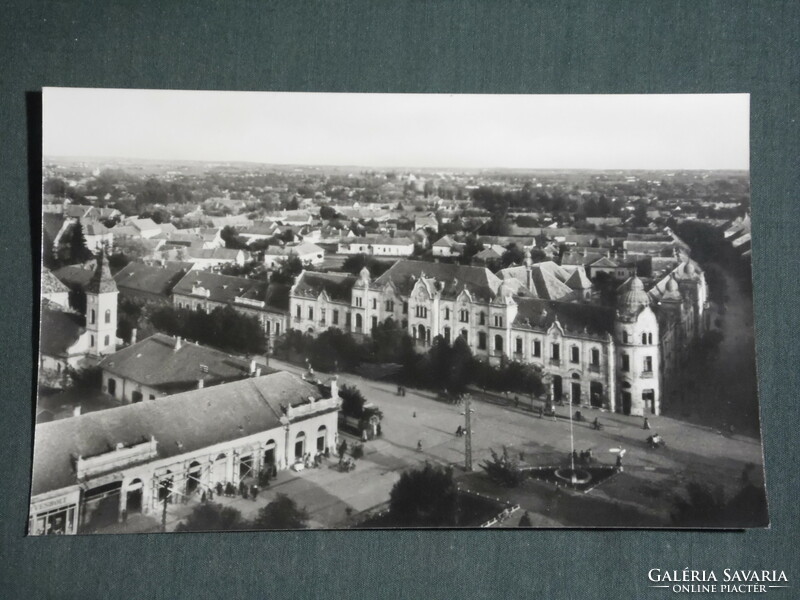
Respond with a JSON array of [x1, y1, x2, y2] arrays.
[[90, 309, 96, 325], [641, 333, 647, 344], [104, 309, 111, 324], [648, 333, 653, 344], [355, 313, 363, 330], [494, 335, 503, 352]]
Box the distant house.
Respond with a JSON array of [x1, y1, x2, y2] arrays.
[[239, 221, 280, 245], [337, 236, 414, 257], [113, 261, 192, 305], [185, 247, 248, 269], [431, 235, 465, 258], [83, 221, 114, 251], [117, 218, 162, 239], [263, 242, 325, 269], [414, 212, 438, 232], [97, 333, 273, 403]]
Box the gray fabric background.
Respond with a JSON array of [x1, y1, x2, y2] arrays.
[[1, 2, 797, 598]]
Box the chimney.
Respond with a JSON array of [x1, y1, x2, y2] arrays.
[[130, 328, 138, 345], [73, 405, 82, 417], [175, 336, 182, 351], [197, 377, 204, 389]]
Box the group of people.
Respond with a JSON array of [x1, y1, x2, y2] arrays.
[[571, 449, 595, 464], [201, 480, 260, 503], [396, 385, 408, 396]]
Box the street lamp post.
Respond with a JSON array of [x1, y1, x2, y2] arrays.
[[461, 394, 475, 472]]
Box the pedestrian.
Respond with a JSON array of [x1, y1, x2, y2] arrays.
[[514, 395, 519, 408], [616, 454, 623, 471], [417, 440, 423, 452], [643, 417, 651, 430], [251, 485, 259, 501], [413, 411, 416, 418]]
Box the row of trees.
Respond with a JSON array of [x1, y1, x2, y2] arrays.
[[175, 494, 309, 531], [274, 319, 544, 398]]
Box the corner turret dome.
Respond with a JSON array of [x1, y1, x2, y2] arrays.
[[617, 275, 650, 316]]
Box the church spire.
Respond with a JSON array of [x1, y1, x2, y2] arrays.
[[86, 251, 117, 294]]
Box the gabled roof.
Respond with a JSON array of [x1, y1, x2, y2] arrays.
[[113, 261, 191, 298], [589, 256, 619, 268], [375, 260, 500, 300], [53, 264, 95, 291], [41, 268, 70, 295], [293, 271, 357, 302], [97, 333, 274, 392], [566, 268, 592, 290], [173, 271, 261, 303], [83, 221, 111, 236], [31, 371, 330, 496]]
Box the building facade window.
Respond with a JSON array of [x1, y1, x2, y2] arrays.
[[532, 340, 541, 357], [320, 308, 326, 324], [403, 302, 408, 314], [621, 353, 630, 372], [104, 335, 110, 346], [570, 346, 579, 364], [641, 333, 647, 344], [444, 307, 450, 320], [591, 348, 600, 367], [104, 309, 111, 324], [494, 335, 504, 353], [460, 309, 469, 323], [91, 309, 96, 325], [444, 327, 451, 343], [648, 333, 653, 344], [355, 297, 363, 307], [355, 314, 363, 330], [478, 332, 487, 350], [622, 331, 629, 344], [479, 312, 486, 325], [551, 343, 560, 361], [332, 310, 339, 325], [643, 356, 653, 373], [295, 305, 301, 319], [515, 337, 523, 354], [372, 298, 377, 309], [494, 315, 503, 327], [372, 316, 378, 330], [385, 300, 394, 312], [308, 307, 314, 320]]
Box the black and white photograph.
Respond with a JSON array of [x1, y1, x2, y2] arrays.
[[31, 89, 767, 534]]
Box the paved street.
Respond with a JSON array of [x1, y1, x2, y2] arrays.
[[249, 357, 766, 528]]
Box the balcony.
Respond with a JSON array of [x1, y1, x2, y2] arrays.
[[589, 363, 601, 373], [641, 370, 654, 379]]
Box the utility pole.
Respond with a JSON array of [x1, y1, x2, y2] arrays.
[[462, 394, 475, 471]]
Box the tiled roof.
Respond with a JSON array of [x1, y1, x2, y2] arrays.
[[113, 261, 191, 298], [513, 298, 614, 340], [293, 271, 357, 302], [97, 333, 273, 392], [41, 268, 70, 295], [31, 371, 328, 496], [375, 260, 500, 300], [172, 271, 289, 312], [53, 265, 95, 291]]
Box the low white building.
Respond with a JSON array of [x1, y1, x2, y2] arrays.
[[337, 236, 414, 257], [29, 371, 341, 535]]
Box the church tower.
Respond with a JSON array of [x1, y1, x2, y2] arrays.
[[614, 275, 661, 416], [85, 251, 118, 356]]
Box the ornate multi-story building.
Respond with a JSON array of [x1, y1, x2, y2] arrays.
[[289, 253, 708, 417]]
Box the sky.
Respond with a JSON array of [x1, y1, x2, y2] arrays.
[[43, 88, 749, 170]]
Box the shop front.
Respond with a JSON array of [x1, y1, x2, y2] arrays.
[[29, 489, 80, 535]]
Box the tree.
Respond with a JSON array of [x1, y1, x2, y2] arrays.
[[251, 493, 309, 530], [339, 384, 367, 418], [109, 237, 151, 273], [319, 205, 338, 220], [220, 225, 249, 250], [481, 446, 526, 487], [174, 502, 247, 532], [388, 462, 459, 527], [499, 243, 525, 268], [269, 255, 304, 285], [55, 222, 93, 266]]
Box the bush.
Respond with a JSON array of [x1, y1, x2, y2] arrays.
[[481, 446, 527, 487]]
